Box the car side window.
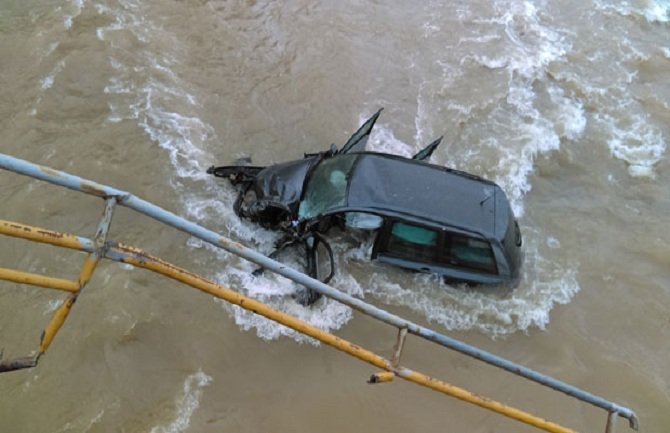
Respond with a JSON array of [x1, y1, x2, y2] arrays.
[[378, 220, 498, 274], [385, 222, 439, 262]]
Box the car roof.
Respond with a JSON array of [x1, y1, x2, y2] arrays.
[[342, 152, 502, 237]]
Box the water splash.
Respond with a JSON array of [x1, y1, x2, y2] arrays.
[[596, 0, 670, 23], [414, 0, 575, 217], [64, 0, 87, 29], [597, 112, 667, 178], [96, 0, 589, 339]]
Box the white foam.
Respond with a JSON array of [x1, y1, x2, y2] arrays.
[[468, 1, 570, 80], [596, 0, 670, 23], [360, 1, 583, 336], [98, 0, 588, 339], [489, 103, 561, 217], [95, 1, 151, 43], [367, 230, 580, 337], [367, 124, 413, 157], [40, 75, 55, 90], [35, 42, 60, 60], [458, 34, 502, 44], [484, 84, 585, 216], [64, 0, 86, 30], [414, 2, 574, 218], [210, 242, 362, 343], [53, 408, 107, 433], [596, 113, 666, 178], [84, 409, 105, 432], [40, 60, 65, 90], [548, 86, 586, 141], [149, 371, 212, 433], [98, 0, 362, 341], [44, 299, 61, 314], [546, 237, 560, 249]]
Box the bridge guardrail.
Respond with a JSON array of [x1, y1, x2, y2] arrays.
[[0, 153, 638, 433]]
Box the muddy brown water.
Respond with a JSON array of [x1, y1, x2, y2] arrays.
[[1, 1, 669, 432]]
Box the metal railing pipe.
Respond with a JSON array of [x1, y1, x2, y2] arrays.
[[0, 219, 95, 251], [0, 267, 79, 292], [0, 153, 638, 429]]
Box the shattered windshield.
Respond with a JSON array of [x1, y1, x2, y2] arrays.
[[298, 154, 357, 219]]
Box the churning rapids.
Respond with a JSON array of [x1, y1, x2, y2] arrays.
[[1, 1, 668, 432]]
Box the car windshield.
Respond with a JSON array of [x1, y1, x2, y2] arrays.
[[298, 154, 358, 219]]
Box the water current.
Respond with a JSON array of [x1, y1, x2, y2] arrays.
[[1, 1, 669, 432]]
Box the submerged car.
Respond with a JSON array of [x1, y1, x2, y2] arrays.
[[208, 109, 522, 304]]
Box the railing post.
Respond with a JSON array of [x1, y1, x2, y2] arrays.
[[391, 327, 408, 368], [605, 411, 618, 433]]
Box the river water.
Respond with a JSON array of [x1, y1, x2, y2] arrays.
[[0, 1, 668, 432]]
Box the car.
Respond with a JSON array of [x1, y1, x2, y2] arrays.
[[208, 109, 522, 304]]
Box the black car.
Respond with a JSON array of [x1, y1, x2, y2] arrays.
[[208, 109, 522, 304]]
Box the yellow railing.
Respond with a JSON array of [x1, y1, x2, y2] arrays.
[[0, 216, 574, 433]]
